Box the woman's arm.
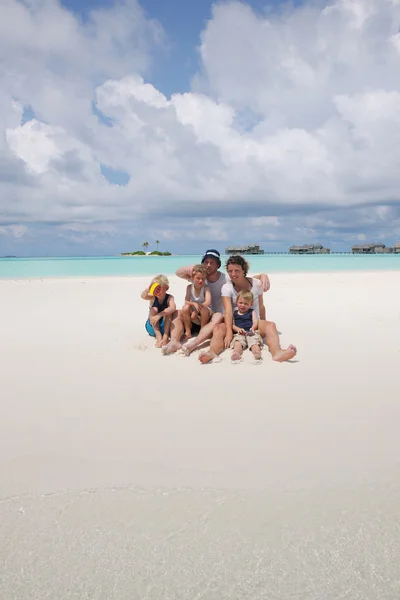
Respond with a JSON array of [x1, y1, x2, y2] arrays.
[[222, 296, 234, 348], [252, 310, 259, 331], [253, 273, 271, 293]]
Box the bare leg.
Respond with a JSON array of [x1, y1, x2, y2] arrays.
[[162, 311, 184, 354], [149, 307, 159, 321], [153, 323, 163, 347], [198, 322, 227, 364], [182, 312, 224, 356], [199, 306, 211, 328], [231, 341, 243, 362], [181, 305, 193, 340], [258, 320, 297, 362], [251, 344, 262, 361], [149, 307, 163, 347], [161, 314, 173, 347]]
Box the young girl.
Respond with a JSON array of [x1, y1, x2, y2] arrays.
[[141, 274, 176, 347], [182, 264, 212, 340]]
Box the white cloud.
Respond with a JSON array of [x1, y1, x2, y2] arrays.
[[1, 0, 400, 255], [0, 225, 28, 238]]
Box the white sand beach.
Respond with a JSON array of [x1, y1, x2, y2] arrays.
[[1, 271, 400, 599]]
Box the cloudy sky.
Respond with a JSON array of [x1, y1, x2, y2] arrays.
[[1, 0, 400, 256]]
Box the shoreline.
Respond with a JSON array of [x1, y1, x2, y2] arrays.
[[0, 268, 399, 283]]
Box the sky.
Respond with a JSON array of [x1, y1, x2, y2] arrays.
[[1, 0, 400, 256]]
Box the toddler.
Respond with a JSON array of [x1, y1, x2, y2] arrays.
[[231, 290, 263, 363]]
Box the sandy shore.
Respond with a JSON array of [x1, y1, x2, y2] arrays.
[[1, 272, 400, 599]]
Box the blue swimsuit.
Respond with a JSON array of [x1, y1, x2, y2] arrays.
[[145, 293, 171, 337]]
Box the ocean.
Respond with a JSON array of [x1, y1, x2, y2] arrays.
[[1, 254, 399, 279]]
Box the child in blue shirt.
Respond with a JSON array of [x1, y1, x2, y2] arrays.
[[231, 290, 263, 363]]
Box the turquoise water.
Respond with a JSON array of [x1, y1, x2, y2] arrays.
[[0, 254, 399, 279]]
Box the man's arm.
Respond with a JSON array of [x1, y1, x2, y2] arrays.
[[175, 265, 194, 282], [253, 273, 271, 293]]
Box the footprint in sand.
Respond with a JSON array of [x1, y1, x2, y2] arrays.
[[133, 343, 148, 351]]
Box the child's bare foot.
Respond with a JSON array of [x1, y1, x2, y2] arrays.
[[155, 337, 163, 348], [252, 346, 262, 360], [161, 340, 182, 355], [231, 351, 242, 362], [183, 329, 191, 341], [161, 334, 169, 346], [272, 344, 297, 362]]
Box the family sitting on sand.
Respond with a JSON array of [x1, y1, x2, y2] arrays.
[[141, 249, 297, 364]]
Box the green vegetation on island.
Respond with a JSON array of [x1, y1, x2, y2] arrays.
[[121, 241, 171, 256], [121, 250, 171, 256]]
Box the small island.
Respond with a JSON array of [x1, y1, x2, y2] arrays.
[[120, 241, 171, 256], [120, 251, 171, 256]]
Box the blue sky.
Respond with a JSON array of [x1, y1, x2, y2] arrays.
[[61, 0, 288, 97], [1, 0, 400, 256]]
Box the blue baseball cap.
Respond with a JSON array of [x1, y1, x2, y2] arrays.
[[201, 249, 221, 266]]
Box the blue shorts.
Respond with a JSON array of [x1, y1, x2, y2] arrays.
[[145, 318, 165, 337]]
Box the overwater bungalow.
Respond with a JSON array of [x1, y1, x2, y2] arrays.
[[351, 243, 392, 254], [225, 244, 265, 255], [393, 242, 400, 254], [289, 244, 330, 254]]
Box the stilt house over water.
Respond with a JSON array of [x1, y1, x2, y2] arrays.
[[225, 244, 265, 255], [351, 243, 394, 254], [289, 244, 330, 254]]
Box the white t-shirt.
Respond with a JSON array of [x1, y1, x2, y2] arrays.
[[221, 278, 263, 317], [206, 272, 228, 313]]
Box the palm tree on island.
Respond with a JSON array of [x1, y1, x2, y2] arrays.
[[142, 241, 149, 253], [156, 240, 160, 252]]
